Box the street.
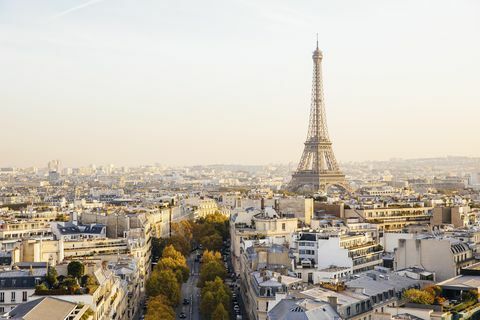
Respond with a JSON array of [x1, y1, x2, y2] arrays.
[[176, 252, 201, 320]]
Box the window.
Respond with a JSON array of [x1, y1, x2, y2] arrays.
[[346, 307, 351, 316], [22, 291, 27, 302], [356, 304, 360, 313], [0, 307, 3, 313], [11, 292, 15, 302], [0, 292, 4, 302], [282, 223, 286, 231]]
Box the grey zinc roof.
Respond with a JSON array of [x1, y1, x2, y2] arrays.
[[345, 271, 420, 296], [438, 275, 480, 289], [268, 298, 341, 320], [7, 297, 77, 320]]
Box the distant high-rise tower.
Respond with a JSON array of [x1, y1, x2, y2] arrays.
[[289, 42, 350, 193]]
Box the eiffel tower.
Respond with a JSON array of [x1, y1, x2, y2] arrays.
[[289, 41, 351, 193]]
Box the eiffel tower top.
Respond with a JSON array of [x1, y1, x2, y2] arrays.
[[307, 38, 329, 143], [313, 33, 323, 59]]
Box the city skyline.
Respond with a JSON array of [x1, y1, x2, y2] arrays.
[[2, 0, 480, 167]]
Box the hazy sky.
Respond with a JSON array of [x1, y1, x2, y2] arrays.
[[1, 0, 479, 167]]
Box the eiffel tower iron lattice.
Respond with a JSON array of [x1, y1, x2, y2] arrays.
[[289, 42, 351, 193]]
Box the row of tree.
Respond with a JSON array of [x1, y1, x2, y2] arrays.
[[193, 212, 229, 252], [146, 213, 230, 320], [145, 244, 190, 320], [152, 220, 194, 257], [195, 212, 232, 320], [199, 250, 231, 320]]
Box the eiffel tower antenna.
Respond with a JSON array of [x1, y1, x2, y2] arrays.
[[289, 40, 351, 193]]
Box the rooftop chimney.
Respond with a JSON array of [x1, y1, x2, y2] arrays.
[[327, 296, 338, 311]]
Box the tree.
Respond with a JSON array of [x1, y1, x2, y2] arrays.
[[151, 237, 166, 259], [156, 257, 189, 283], [172, 220, 193, 241], [156, 245, 190, 282], [61, 276, 80, 294], [202, 277, 231, 312], [403, 288, 435, 305], [204, 212, 229, 240], [424, 285, 442, 297], [200, 291, 216, 319], [45, 266, 58, 288], [146, 269, 180, 306], [462, 289, 479, 302], [81, 274, 98, 293], [167, 234, 191, 256], [35, 283, 48, 293], [198, 261, 227, 287], [202, 250, 222, 265], [145, 295, 175, 320], [67, 261, 85, 279], [200, 233, 223, 252], [163, 245, 187, 264], [211, 303, 229, 320]]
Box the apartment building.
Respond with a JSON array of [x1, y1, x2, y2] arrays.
[[346, 204, 433, 233], [31, 262, 128, 320], [0, 268, 46, 313], [432, 205, 477, 228], [395, 237, 477, 281], [293, 228, 383, 283], [245, 269, 302, 320], [109, 258, 142, 320], [2, 296, 91, 320], [0, 219, 52, 252], [230, 208, 298, 273], [237, 242, 300, 320]]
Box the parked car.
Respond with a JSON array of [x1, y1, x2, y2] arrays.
[[183, 298, 190, 305], [179, 312, 187, 319]]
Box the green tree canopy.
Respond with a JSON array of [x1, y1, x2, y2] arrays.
[[200, 291, 216, 319], [166, 234, 191, 256], [146, 269, 181, 306], [199, 233, 223, 252], [198, 261, 227, 287], [45, 266, 58, 288], [462, 289, 479, 302], [156, 257, 189, 283], [211, 303, 229, 320], [202, 277, 231, 312], [145, 295, 175, 320], [155, 245, 190, 282], [162, 245, 187, 264], [202, 250, 222, 265], [403, 288, 435, 305], [67, 261, 85, 279]]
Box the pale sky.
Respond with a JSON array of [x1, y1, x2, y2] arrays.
[[1, 0, 479, 167]]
